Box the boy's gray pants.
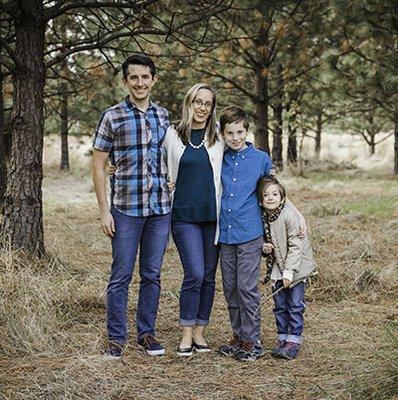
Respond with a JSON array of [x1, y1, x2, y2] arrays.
[[220, 236, 263, 343]]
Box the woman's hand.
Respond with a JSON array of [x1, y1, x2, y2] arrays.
[[109, 164, 116, 175], [262, 242, 274, 254]]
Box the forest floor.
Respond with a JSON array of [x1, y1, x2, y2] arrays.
[[1, 168, 397, 400]]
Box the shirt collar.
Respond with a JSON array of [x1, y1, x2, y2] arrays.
[[124, 95, 156, 113], [226, 142, 254, 157]]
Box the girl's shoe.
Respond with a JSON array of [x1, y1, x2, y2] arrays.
[[177, 345, 194, 357], [193, 341, 211, 353], [279, 341, 300, 360], [271, 340, 286, 358]]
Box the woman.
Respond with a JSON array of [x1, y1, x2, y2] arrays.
[[163, 83, 224, 356]]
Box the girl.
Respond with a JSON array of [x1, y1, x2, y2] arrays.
[[258, 176, 316, 360], [163, 83, 224, 356]]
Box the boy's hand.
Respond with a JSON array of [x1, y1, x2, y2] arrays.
[[262, 242, 274, 254], [283, 278, 292, 289]]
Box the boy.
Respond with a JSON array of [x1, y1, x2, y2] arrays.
[[218, 106, 272, 361]]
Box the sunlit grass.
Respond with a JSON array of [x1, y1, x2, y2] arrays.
[[342, 196, 398, 219]]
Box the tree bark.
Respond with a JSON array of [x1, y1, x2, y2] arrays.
[[0, 72, 6, 209], [60, 76, 69, 171], [2, 0, 46, 255], [272, 63, 284, 171], [287, 126, 297, 164], [254, 72, 270, 153], [59, 16, 70, 171], [394, 113, 398, 175], [315, 109, 322, 157]]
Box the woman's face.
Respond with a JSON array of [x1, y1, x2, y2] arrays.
[[191, 88, 213, 128]]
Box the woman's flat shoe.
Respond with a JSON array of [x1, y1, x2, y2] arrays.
[[177, 345, 194, 357], [193, 341, 211, 353]]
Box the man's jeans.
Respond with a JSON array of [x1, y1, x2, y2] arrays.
[[272, 280, 306, 344], [107, 207, 171, 343], [171, 221, 219, 326]]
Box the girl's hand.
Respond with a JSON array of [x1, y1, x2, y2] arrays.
[[109, 164, 117, 175], [283, 278, 292, 289], [262, 242, 274, 254], [167, 180, 176, 192]]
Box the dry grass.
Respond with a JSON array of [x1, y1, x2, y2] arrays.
[[1, 170, 397, 400]]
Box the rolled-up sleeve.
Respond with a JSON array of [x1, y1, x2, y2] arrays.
[[93, 111, 113, 152]]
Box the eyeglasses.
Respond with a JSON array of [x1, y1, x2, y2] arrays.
[[193, 99, 213, 110]]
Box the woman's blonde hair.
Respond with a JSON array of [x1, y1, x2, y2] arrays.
[[176, 83, 218, 146]]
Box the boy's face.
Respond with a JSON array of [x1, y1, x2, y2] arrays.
[[222, 120, 248, 152], [262, 184, 282, 210]]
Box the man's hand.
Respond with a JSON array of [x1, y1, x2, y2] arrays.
[[283, 278, 293, 289], [109, 164, 116, 175], [167, 179, 176, 192], [262, 242, 274, 254], [100, 209, 115, 238]]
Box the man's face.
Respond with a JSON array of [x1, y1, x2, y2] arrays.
[[123, 64, 156, 104], [222, 120, 248, 152]]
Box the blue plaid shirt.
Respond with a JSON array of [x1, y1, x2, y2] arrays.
[[93, 96, 171, 217]]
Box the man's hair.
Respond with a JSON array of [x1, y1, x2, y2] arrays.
[[220, 106, 249, 133], [257, 176, 286, 205], [122, 54, 156, 79]]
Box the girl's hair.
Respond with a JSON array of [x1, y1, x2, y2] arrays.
[[257, 176, 286, 205], [176, 83, 218, 146]]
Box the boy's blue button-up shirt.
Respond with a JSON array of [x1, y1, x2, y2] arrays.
[[219, 143, 272, 244]]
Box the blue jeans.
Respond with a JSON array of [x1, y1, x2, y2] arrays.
[[272, 280, 306, 344], [171, 221, 219, 326], [107, 208, 171, 343]]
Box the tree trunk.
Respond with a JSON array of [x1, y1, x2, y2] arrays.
[[272, 63, 284, 171], [2, 0, 46, 255], [59, 16, 70, 171], [287, 126, 297, 164], [394, 113, 398, 175], [254, 72, 270, 153], [0, 72, 6, 209], [60, 77, 69, 171], [369, 136, 375, 156], [315, 109, 322, 157]]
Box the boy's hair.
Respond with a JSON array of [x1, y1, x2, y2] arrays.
[[122, 54, 156, 79], [220, 106, 249, 133], [257, 176, 286, 205]]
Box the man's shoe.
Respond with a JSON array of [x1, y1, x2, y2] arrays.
[[177, 345, 194, 357], [271, 340, 286, 358], [103, 341, 124, 360], [279, 341, 300, 360], [234, 341, 265, 362], [218, 334, 242, 357], [193, 341, 211, 353], [137, 335, 165, 356]]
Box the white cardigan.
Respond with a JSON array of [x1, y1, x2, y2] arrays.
[[162, 126, 225, 244]]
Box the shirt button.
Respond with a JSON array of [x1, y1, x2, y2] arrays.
[[233, 178, 236, 181], [228, 209, 231, 212], [228, 225, 231, 228], [235, 162, 238, 166], [232, 156, 235, 159], [230, 193, 234, 196], [242, 156, 245, 159]]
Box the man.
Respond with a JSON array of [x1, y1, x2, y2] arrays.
[[92, 54, 170, 358]]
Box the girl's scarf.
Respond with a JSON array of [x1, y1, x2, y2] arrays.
[[262, 201, 285, 283]]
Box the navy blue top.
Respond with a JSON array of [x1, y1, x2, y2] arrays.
[[172, 129, 217, 223], [219, 143, 272, 244]]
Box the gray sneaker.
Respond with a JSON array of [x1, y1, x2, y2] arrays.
[[218, 334, 242, 357], [234, 341, 265, 362]]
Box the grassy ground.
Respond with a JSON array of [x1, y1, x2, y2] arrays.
[[0, 170, 397, 400]]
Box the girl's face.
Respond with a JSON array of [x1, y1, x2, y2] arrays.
[[262, 184, 282, 211], [191, 88, 213, 129]]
